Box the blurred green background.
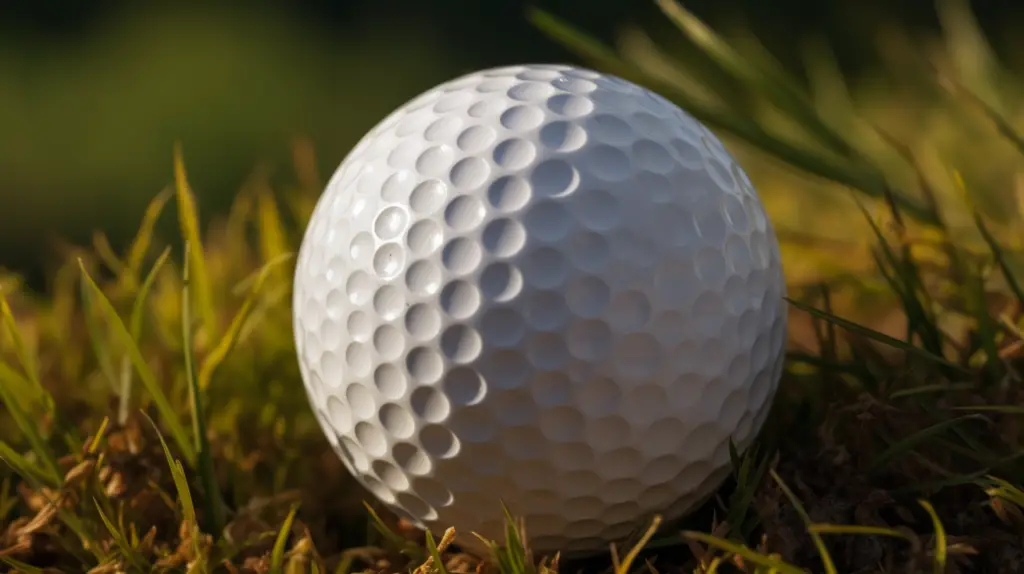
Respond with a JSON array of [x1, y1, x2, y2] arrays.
[[3, 0, 1024, 287]]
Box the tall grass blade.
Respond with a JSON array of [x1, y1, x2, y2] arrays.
[[78, 259, 195, 465], [0, 372, 61, 486], [270, 502, 301, 574], [198, 253, 293, 391], [918, 500, 947, 574], [94, 499, 147, 571], [144, 411, 204, 568], [653, 0, 856, 159], [973, 211, 1024, 307], [422, 530, 451, 574], [786, 297, 967, 373], [0, 288, 52, 414], [868, 414, 989, 472], [257, 185, 291, 276], [770, 470, 837, 574], [119, 246, 172, 425], [527, 9, 936, 223], [612, 515, 660, 574], [682, 532, 804, 573], [80, 274, 121, 393], [0, 440, 56, 488], [125, 187, 173, 281], [0, 556, 45, 574], [173, 143, 217, 338], [181, 241, 225, 538], [809, 524, 915, 539]]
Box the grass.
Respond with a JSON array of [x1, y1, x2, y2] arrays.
[[4, 0, 1024, 571]]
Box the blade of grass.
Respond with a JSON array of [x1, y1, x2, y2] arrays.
[[527, 8, 937, 224], [770, 470, 837, 574], [612, 515, 661, 574], [681, 532, 804, 573], [92, 231, 126, 277], [786, 297, 968, 373], [173, 142, 216, 338], [94, 499, 147, 572], [119, 245, 173, 425], [80, 272, 121, 393], [653, 0, 857, 160], [362, 501, 421, 558], [125, 187, 173, 281], [0, 288, 52, 414], [0, 371, 61, 486], [79, 259, 195, 465], [973, 209, 1024, 307], [0, 556, 46, 574], [856, 200, 944, 356], [726, 443, 771, 540], [256, 184, 291, 278], [270, 502, 301, 574], [868, 414, 989, 473], [198, 252, 293, 392], [918, 500, 947, 574], [182, 241, 225, 538], [422, 530, 451, 574], [144, 411, 204, 568], [808, 524, 916, 540], [0, 441, 56, 488]]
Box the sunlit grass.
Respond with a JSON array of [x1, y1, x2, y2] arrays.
[[2, 0, 1024, 571]]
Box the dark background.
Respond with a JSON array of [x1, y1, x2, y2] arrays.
[[2, 0, 1022, 285]]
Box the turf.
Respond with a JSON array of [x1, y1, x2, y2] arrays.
[[3, 0, 1024, 572]]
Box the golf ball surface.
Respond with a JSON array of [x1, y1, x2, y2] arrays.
[[293, 64, 787, 555]]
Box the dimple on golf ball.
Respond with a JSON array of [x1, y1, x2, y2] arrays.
[[292, 63, 787, 555]]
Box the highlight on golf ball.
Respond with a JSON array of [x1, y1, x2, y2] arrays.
[[291, 63, 787, 555]]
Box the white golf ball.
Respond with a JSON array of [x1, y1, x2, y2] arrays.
[[292, 64, 787, 555]]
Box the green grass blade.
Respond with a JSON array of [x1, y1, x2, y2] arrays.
[[125, 187, 173, 281], [94, 499, 147, 572], [936, 65, 1024, 158], [0, 440, 56, 488], [682, 531, 804, 573], [653, 0, 856, 159], [809, 524, 915, 539], [423, 530, 451, 574], [856, 200, 944, 355], [0, 372, 61, 486], [129, 246, 173, 341], [181, 241, 225, 538], [868, 414, 989, 473], [119, 245, 172, 425], [918, 500, 947, 574], [257, 186, 291, 277], [78, 259, 196, 465], [80, 273, 121, 393], [973, 211, 1024, 307], [362, 501, 420, 557], [786, 297, 968, 373], [1, 556, 46, 574], [198, 252, 293, 392], [527, 9, 937, 224], [270, 502, 301, 574], [770, 470, 837, 574], [612, 515, 660, 574], [144, 411, 204, 568], [173, 143, 217, 338], [726, 442, 770, 539], [0, 288, 52, 414], [498, 502, 528, 573]]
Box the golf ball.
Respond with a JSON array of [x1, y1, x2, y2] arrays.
[[292, 64, 787, 555]]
